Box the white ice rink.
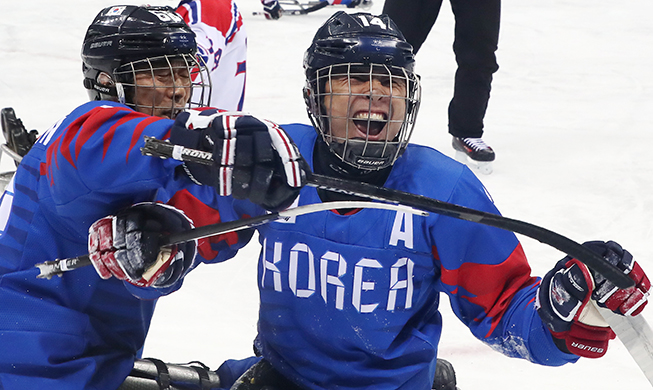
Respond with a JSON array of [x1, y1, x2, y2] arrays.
[[2, 1, 653, 388]]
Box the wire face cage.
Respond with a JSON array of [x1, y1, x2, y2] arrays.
[[114, 53, 212, 119], [307, 63, 421, 171]]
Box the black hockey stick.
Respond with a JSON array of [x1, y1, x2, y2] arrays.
[[35, 200, 427, 279], [252, 0, 328, 16], [140, 136, 634, 289]]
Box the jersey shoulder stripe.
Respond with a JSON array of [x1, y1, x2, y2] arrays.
[[44, 103, 164, 184]]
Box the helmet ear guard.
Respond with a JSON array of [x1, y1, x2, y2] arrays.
[[83, 71, 127, 104]]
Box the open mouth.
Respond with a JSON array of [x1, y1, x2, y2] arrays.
[[352, 112, 387, 137]]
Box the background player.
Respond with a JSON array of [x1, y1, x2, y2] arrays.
[[176, 0, 248, 111], [91, 11, 650, 390]]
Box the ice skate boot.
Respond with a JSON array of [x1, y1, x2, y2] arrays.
[[433, 358, 458, 390], [452, 136, 494, 175]]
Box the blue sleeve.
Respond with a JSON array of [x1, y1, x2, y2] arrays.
[[42, 102, 185, 239], [37, 102, 201, 299], [432, 168, 578, 365], [0, 101, 241, 389]]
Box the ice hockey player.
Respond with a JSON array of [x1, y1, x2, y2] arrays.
[[0, 5, 304, 389], [0, 0, 248, 185], [86, 11, 650, 390]]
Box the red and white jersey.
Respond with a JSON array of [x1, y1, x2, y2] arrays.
[[177, 0, 247, 111]]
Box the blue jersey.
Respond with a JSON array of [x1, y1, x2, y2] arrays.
[[0, 101, 212, 390], [222, 124, 579, 390]]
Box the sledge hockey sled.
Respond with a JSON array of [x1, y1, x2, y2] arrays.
[[0, 107, 38, 192], [118, 358, 221, 390]]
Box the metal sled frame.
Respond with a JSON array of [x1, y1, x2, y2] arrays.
[[0, 107, 39, 192], [253, 0, 373, 16]]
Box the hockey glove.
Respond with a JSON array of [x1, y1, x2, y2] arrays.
[[262, 0, 282, 19], [537, 240, 650, 358], [170, 110, 308, 212], [88, 203, 197, 288]]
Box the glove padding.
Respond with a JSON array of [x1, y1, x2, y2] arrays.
[[170, 110, 308, 212], [537, 240, 650, 358], [262, 0, 282, 19], [88, 203, 197, 288], [585, 240, 650, 315]]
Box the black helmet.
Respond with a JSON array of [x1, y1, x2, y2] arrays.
[[304, 11, 416, 78], [304, 11, 420, 171], [81, 5, 211, 116]]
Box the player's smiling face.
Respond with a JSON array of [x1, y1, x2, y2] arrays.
[[323, 70, 407, 142], [132, 59, 192, 119]]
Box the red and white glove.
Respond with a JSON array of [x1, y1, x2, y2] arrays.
[[88, 203, 197, 288], [537, 241, 650, 358]]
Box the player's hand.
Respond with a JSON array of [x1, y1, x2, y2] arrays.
[[262, 0, 282, 19], [537, 240, 650, 358], [584, 241, 650, 315], [88, 203, 196, 288], [170, 110, 309, 212]]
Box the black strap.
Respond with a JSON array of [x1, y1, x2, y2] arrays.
[[185, 360, 213, 390], [145, 358, 171, 390], [191, 365, 211, 390]]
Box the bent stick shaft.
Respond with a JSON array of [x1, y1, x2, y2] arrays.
[[35, 201, 427, 279], [140, 136, 633, 289]]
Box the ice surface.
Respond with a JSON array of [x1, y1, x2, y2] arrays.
[[1, 1, 652, 388]]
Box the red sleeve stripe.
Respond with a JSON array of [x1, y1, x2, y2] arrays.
[[166, 188, 239, 260], [440, 244, 539, 337], [127, 116, 161, 163], [102, 111, 145, 160]]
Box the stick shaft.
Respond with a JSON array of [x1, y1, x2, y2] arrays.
[[141, 137, 634, 289], [308, 173, 633, 288], [35, 201, 426, 278]]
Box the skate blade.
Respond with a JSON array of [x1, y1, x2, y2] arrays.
[[454, 151, 493, 175]]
